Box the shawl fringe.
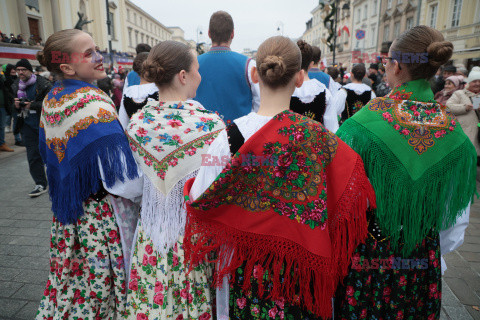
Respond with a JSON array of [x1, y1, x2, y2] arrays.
[[47, 133, 138, 225], [339, 120, 476, 255], [184, 156, 375, 318]]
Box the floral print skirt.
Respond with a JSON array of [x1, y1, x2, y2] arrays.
[[36, 197, 127, 319], [334, 218, 442, 320], [228, 262, 322, 320], [123, 222, 213, 320]]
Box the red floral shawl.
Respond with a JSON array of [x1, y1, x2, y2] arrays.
[[183, 111, 375, 317]]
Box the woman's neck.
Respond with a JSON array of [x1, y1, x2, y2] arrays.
[[158, 86, 187, 101], [351, 78, 362, 84], [256, 86, 292, 117]]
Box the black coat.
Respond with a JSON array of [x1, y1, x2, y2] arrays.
[[12, 75, 52, 113]]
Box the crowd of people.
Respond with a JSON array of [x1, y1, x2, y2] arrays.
[[1, 10, 480, 320]]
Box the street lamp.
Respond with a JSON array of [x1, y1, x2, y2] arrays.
[[276, 21, 284, 36]]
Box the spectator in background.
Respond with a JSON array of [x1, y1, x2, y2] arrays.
[[0, 71, 13, 151], [28, 35, 36, 46], [3, 64, 22, 145], [112, 74, 124, 110], [12, 58, 51, 197], [1, 33, 9, 43], [367, 63, 381, 91], [433, 65, 456, 94], [16, 34, 25, 44], [96, 75, 113, 96], [434, 75, 461, 105], [194, 10, 260, 123], [446, 67, 480, 162], [375, 73, 390, 97], [308, 45, 333, 89], [124, 43, 152, 88], [34, 66, 43, 75]]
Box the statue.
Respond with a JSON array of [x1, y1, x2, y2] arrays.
[[74, 12, 93, 30]]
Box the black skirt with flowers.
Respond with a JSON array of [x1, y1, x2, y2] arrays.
[[334, 217, 442, 320], [228, 262, 322, 320]]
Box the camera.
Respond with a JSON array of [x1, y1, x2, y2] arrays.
[[18, 98, 30, 108]]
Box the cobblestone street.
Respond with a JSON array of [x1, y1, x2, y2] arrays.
[[1, 134, 480, 319]]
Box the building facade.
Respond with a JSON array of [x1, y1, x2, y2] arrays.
[[351, 0, 381, 64], [0, 0, 185, 66], [377, 0, 420, 54], [125, 0, 172, 53], [419, 0, 480, 69]]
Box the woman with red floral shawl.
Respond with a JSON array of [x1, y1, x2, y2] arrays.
[[183, 36, 376, 319]]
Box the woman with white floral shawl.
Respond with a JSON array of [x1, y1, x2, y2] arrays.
[[123, 41, 225, 319]]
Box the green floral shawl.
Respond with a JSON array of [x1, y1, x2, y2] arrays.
[[337, 79, 477, 254]]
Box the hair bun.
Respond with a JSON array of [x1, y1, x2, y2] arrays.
[[259, 55, 286, 83], [36, 50, 47, 67], [427, 41, 453, 68], [142, 59, 165, 84]]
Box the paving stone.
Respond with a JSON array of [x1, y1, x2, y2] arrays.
[[13, 268, 49, 285], [444, 266, 480, 292], [8, 235, 49, 247], [11, 284, 45, 301], [459, 243, 480, 253], [0, 254, 22, 268], [9, 220, 42, 228], [466, 306, 480, 320], [440, 309, 450, 320], [443, 305, 474, 320], [442, 279, 464, 307], [444, 277, 480, 306], [17, 256, 50, 271], [0, 281, 23, 298], [7, 227, 47, 237], [460, 252, 480, 263], [0, 267, 22, 281], [444, 251, 471, 268], [0, 227, 14, 235], [2, 245, 50, 257], [15, 301, 40, 320], [465, 235, 480, 245], [0, 298, 27, 317], [0, 219, 15, 227]]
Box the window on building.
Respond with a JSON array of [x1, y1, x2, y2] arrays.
[[127, 9, 130, 21], [398, 0, 403, 4], [135, 31, 138, 45], [128, 28, 132, 47], [406, 17, 413, 30], [394, 21, 400, 37], [109, 12, 115, 40], [134, 13, 137, 25], [373, 0, 377, 15], [364, 4, 368, 20], [384, 25, 390, 42], [387, 0, 392, 9], [452, 0, 462, 27], [141, 33, 144, 43], [429, 4, 438, 28], [140, 17, 143, 28], [357, 8, 361, 19]]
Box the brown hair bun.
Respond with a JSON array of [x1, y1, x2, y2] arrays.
[[390, 26, 453, 80], [256, 36, 301, 89], [142, 40, 193, 87], [259, 55, 287, 83], [427, 41, 454, 68]]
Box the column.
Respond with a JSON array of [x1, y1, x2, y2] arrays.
[[17, 0, 30, 39], [50, 0, 61, 32]]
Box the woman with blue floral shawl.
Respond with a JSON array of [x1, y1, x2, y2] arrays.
[[35, 29, 142, 319]]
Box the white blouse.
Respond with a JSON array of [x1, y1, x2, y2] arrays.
[[119, 82, 158, 129]]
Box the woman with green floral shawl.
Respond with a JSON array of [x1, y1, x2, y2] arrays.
[[334, 26, 476, 320]]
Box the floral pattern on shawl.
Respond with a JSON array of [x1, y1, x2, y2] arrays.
[[127, 100, 225, 195]]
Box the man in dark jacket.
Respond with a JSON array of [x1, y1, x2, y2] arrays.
[[12, 59, 52, 197]]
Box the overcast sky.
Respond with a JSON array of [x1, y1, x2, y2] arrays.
[[130, 0, 318, 52]]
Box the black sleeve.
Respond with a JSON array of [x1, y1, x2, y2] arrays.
[[30, 77, 52, 112]]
